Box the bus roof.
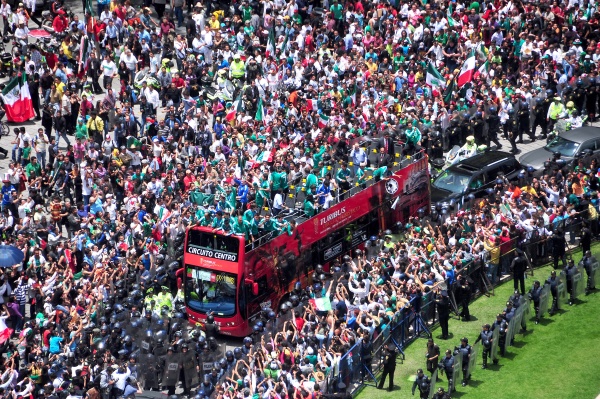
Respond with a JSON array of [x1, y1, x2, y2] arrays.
[[247, 153, 430, 252]]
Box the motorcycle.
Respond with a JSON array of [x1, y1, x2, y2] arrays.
[[444, 144, 477, 169]]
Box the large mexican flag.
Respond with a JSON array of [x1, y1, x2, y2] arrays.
[[1, 73, 35, 123]]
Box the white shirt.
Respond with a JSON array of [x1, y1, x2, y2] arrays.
[[101, 60, 117, 77]]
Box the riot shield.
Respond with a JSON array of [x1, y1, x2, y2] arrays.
[[428, 369, 438, 399], [451, 352, 462, 392], [590, 260, 600, 289], [556, 276, 568, 310], [162, 352, 181, 387], [512, 306, 525, 337], [467, 343, 480, 379], [139, 331, 154, 355], [519, 296, 530, 325], [182, 348, 200, 389], [572, 267, 585, 299], [505, 315, 517, 348], [140, 353, 159, 390], [153, 343, 168, 363], [490, 327, 500, 364], [200, 347, 215, 373], [539, 283, 550, 317]]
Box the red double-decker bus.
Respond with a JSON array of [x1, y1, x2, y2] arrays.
[[180, 156, 430, 336]]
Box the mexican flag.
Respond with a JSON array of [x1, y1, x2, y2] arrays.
[[425, 63, 446, 89], [318, 114, 329, 128], [309, 297, 332, 312], [1, 73, 35, 123], [226, 95, 244, 122], [306, 99, 319, 112], [265, 22, 277, 59], [443, 78, 457, 104], [476, 42, 488, 61], [255, 98, 265, 123], [457, 50, 476, 88], [474, 60, 490, 79], [79, 35, 92, 74], [447, 8, 461, 28]]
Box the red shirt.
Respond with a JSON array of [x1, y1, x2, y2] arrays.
[[52, 15, 68, 33]]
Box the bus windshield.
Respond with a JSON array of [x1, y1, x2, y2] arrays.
[[185, 266, 237, 316], [186, 229, 240, 259]]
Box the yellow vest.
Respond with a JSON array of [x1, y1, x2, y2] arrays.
[[549, 103, 564, 120], [231, 61, 245, 78]]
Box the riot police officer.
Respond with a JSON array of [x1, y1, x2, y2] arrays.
[[485, 106, 502, 149], [581, 250, 598, 293], [412, 369, 431, 398], [528, 280, 543, 324], [564, 259, 578, 305], [506, 109, 520, 154], [438, 349, 454, 393], [531, 97, 547, 139], [517, 101, 533, 142], [586, 79, 598, 121], [447, 118, 461, 148], [204, 314, 219, 339], [457, 337, 472, 386], [492, 313, 508, 356], [510, 248, 528, 295], [546, 270, 560, 315], [457, 276, 471, 321], [471, 112, 485, 144], [574, 79, 586, 110], [474, 324, 493, 368], [432, 387, 451, 399], [459, 112, 472, 145]]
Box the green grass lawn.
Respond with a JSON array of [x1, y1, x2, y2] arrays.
[[358, 244, 600, 399]]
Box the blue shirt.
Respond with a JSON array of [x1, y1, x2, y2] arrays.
[[237, 184, 249, 204], [1, 184, 14, 205], [49, 336, 63, 354]]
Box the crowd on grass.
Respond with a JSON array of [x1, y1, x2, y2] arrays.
[[1, 0, 600, 398]]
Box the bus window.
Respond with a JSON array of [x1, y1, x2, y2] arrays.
[[187, 230, 239, 256], [185, 266, 237, 317]]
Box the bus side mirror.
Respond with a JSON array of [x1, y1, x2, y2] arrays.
[[245, 278, 259, 296], [177, 277, 182, 290]]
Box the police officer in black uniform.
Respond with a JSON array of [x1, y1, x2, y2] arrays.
[[377, 344, 397, 391], [510, 248, 528, 295], [459, 112, 472, 145], [506, 109, 520, 154], [564, 259, 578, 306], [457, 276, 471, 321], [438, 349, 454, 393], [426, 338, 440, 377], [471, 112, 485, 144], [435, 289, 451, 339], [528, 280, 543, 324], [432, 387, 451, 399], [546, 270, 560, 315], [582, 250, 597, 294], [457, 337, 472, 386], [412, 369, 431, 398], [447, 118, 461, 148], [204, 314, 219, 339], [574, 79, 586, 111], [492, 313, 508, 356], [586, 78, 598, 122], [517, 100, 534, 142], [474, 324, 493, 369], [532, 97, 548, 139], [485, 106, 502, 149]]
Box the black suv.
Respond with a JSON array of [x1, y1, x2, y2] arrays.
[[430, 151, 521, 210]]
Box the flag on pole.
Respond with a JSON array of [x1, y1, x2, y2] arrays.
[[79, 36, 92, 74], [85, 0, 94, 16], [457, 50, 476, 87], [266, 21, 277, 60], [349, 84, 357, 106], [318, 114, 329, 128], [425, 62, 446, 89], [474, 60, 490, 79], [226, 95, 243, 122], [309, 297, 332, 312], [1, 73, 35, 123], [443, 78, 457, 104], [255, 98, 265, 123]]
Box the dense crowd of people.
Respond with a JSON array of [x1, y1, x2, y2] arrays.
[[0, 0, 600, 398]]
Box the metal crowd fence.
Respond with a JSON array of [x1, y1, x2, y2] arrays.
[[326, 209, 597, 395]]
